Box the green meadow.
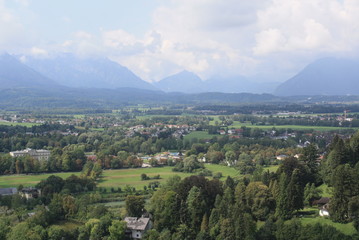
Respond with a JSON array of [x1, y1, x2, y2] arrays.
[[0, 164, 241, 190], [300, 217, 356, 236], [0, 121, 41, 127], [184, 131, 219, 141], [0, 172, 79, 188]]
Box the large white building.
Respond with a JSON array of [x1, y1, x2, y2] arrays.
[[10, 148, 51, 161]]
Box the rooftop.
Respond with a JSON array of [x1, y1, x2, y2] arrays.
[[124, 217, 150, 231], [0, 187, 18, 195]]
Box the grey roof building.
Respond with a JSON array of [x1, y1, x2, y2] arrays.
[[124, 217, 152, 239], [0, 187, 18, 196]]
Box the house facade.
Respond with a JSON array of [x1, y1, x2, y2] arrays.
[[19, 187, 41, 200]]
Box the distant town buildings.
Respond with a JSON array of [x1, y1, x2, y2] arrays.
[[10, 148, 51, 161]]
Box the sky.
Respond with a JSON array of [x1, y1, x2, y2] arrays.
[[1, 0, 359, 83]]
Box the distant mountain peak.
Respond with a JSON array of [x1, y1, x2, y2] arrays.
[[153, 70, 203, 93], [274, 57, 359, 96], [0, 53, 59, 89]]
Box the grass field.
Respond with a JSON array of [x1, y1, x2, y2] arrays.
[[136, 115, 181, 120], [0, 164, 241, 190], [300, 217, 356, 235], [184, 131, 219, 141], [98, 167, 194, 190], [263, 165, 279, 173], [0, 121, 41, 127], [0, 172, 79, 188], [206, 164, 240, 177]]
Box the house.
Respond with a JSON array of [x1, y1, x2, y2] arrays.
[[312, 197, 330, 207], [19, 187, 41, 200], [0, 187, 17, 196], [312, 197, 330, 217], [10, 148, 51, 161], [124, 217, 152, 239]]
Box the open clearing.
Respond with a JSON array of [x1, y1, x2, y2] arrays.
[[300, 217, 356, 235], [0, 121, 41, 127], [0, 164, 241, 190], [0, 172, 79, 188], [184, 131, 219, 141]]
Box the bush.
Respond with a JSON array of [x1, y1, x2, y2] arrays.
[[141, 173, 150, 181], [153, 174, 161, 179], [196, 169, 213, 177], [213, 172, 223, 179]]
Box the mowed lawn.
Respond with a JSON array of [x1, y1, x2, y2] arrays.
[[0, 172, 79, 188], [0, 165, 241, 190]]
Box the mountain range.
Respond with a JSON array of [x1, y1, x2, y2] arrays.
[[154, 71, 279, 94], [0, 53, 59, 89], [0, 53, 359, 101], [22, 54, 156, 90]]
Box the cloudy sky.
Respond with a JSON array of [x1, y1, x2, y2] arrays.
[[1, 0, 359, 82]]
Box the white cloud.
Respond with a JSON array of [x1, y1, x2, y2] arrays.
[[89, 0, 359, 82], [14, 0, 30, 7], [5, 0, 359, 83], [0, 1, 27, 52], [103, 29, 138, 48], [254, 0, 359, 56], [58, 31, 104, 58], [30, 47, 48, 57]]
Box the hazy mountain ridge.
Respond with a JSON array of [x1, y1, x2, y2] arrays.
[[275, 58, 359, 96], [0, 53, 59, 89], [153, 70, 205, 93], [0, 87, 282, 109], [0, 54, 359, 99], [154, 71, 279, 94], [21, 54, 156, 90]]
